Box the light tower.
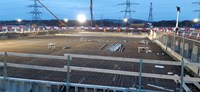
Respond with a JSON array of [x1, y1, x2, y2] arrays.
[[148, 2, 153, 23], [29, 0, 42, 21], [117, 0, 139, 26]]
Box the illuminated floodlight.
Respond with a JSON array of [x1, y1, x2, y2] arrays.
[[124, 18, 128, 22], [17, 18, 22, 23], [77, 14, 87, 23], [193, 18, 199, 23], [64, 18, 68, 22]]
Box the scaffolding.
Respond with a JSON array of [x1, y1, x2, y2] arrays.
[[0, 51, 200, 92]]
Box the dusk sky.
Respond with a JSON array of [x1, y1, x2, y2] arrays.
[[0, 0, 199, 21]]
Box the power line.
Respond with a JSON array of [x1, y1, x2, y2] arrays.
[[116, 0, 139, 26]]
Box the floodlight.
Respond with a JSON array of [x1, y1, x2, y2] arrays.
[[124, 18, 128, 22], [17, 18, 22, 23], [176, 6, 180, 12], [77, 14, 87, 23], [193, 18, 199, 23], [64, 18, 68, 22]]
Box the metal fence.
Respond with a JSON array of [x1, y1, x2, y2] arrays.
[[154, 31, 200, 63]]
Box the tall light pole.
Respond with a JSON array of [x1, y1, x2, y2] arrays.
[[193, 18, 199, 23], [77, 14, 87, 24], [175, 6, 180, 29], [77, 14, 87, 30], [173, 7, 180, 51], [174, 6, 184, 92], [124, 18, 128, 22], [124, 18, 128, 27], [193, 18, 199, 28], [17, 18, 22, 25], [64, 18, 68, 23], [17, 18, 23, 33], [193, 18, 199, 27], [64, 18, 68, 27]]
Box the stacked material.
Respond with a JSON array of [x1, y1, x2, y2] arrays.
[[106, 44, 124, 52], [139, 40, 149, 45]]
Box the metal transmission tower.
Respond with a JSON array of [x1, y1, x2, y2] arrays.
[[148, 2, 153, 23], [192, 1, 200, 24], [117, 0, 139, 25], [29, 0, 42, 21]]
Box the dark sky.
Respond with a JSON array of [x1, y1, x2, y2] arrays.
[[0, 0, 199, 21]]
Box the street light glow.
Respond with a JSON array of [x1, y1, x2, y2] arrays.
[[193, 18, 199, 23], [17, 18, 22, 23], [77, 14, 86, 23], [64, 18, 68, 22], [124, 18, 128, 22]]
